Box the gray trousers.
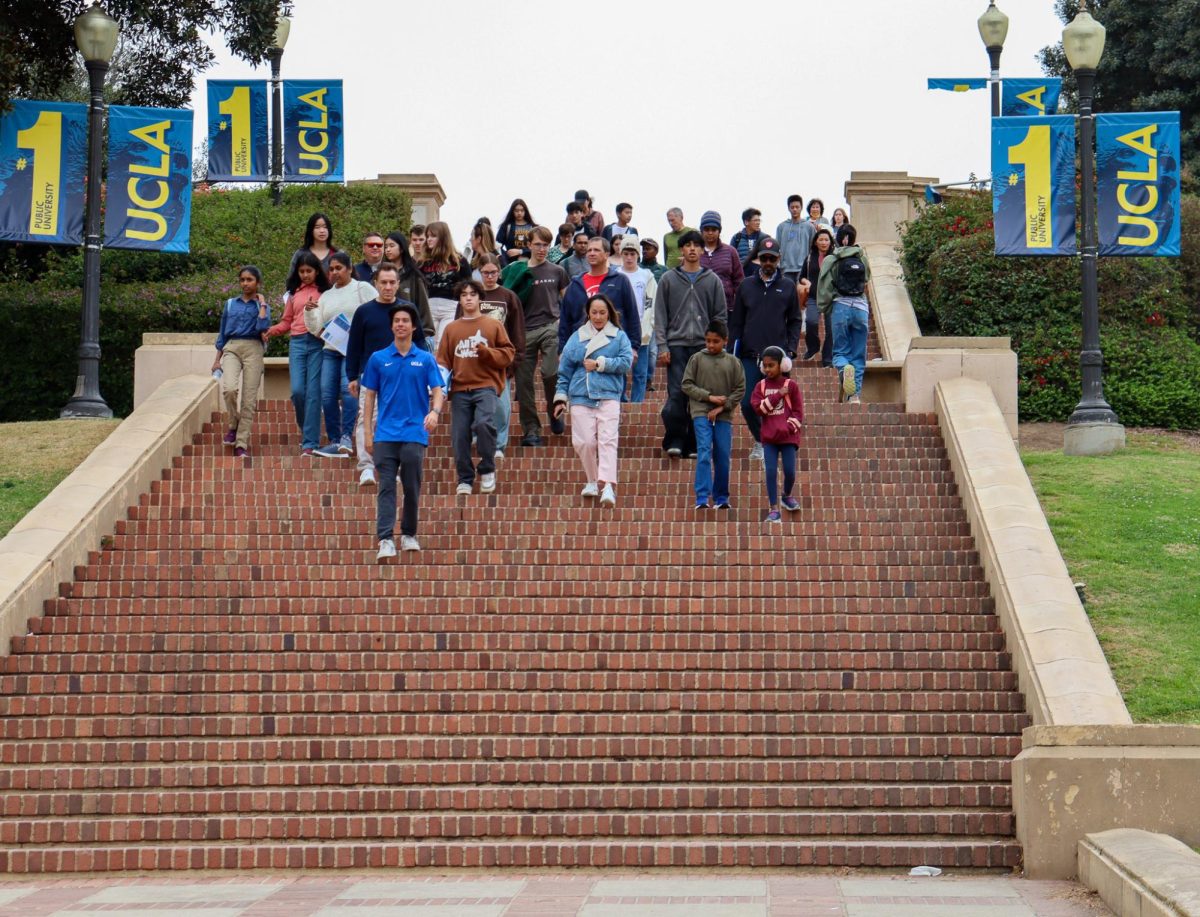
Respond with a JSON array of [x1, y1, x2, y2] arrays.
[[374, 441, 424, 540], [451, 388, 498, 485]]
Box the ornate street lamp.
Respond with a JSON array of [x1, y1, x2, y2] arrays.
[[1062, 10, 1125, 455], [978, 1, 1009, 118], [61, 1, 119, 418], [269, 16, 290, 205]]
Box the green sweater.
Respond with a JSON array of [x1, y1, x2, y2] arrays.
[[816, 245, 871, 313], [681, 349, 746, 421]]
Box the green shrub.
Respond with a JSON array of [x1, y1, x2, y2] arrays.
[[0, 183, 411, 420], [901, 190, 1200, 427]]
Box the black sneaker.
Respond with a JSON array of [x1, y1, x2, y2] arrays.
[[521, 434, 544, 447], [549, 414, 565, 435]]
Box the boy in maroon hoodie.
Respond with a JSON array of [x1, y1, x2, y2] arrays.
[[750, 346, 805, 523]]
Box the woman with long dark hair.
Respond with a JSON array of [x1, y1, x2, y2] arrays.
[[289, 211, 338, 278], [799, 227, 836, 366], [497, 198, 536, 261], [384, 230, 435, 346], [419, 221, 472, 348], [266, 251, 329, 454]]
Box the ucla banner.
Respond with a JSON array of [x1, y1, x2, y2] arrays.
[[0, 100, 87, 245], [1001, 78, 1063, 116], [1097, 112, 1181, 257], [206, 80, 268, 181], [104, 106, 193, 253], [282, 80, 344, 182], [928, 78, 987, 93], [992, 115, 1077, 257]]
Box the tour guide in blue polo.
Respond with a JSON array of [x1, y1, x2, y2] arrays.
[[361, 302, 445, 562]]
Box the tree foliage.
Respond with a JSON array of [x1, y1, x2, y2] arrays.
[[0, 1, 288, 112], [1040, 0, 1200, 182]]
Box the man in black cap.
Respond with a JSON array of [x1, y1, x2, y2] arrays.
[[639, 237, 668, 281], [574, 189, 605, 237], [360, 301, 445, 561]]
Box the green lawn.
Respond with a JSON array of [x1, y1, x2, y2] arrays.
[[0, 420, 121, 538], [1022, 432, 1200, 723]]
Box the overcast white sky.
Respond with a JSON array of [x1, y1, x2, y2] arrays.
[[189, 0, 1064, 247]]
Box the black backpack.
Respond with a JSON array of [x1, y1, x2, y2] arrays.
[[833, 254, 867, 296]]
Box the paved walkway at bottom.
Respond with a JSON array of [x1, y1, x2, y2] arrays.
[[0, 873, 1111, 916]]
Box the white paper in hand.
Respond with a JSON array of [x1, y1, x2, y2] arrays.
[[321, 313, 352, 355]]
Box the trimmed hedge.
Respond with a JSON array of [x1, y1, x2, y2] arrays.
[[0, 183, 411, 420], [900, 190, 1200, 427]]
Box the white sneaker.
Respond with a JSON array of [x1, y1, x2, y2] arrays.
[[456, 483, 473, 496], [494, 448, 504, 461], [480, 472, 496, 494], [358, 467, 377, 488], [750, 442, 764, 461], [581, 482, 599, 498], [376, 539, 396, 562], [600, 483, 616, 507], [400, 535, 420, 552]]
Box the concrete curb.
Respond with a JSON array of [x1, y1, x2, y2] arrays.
[[0, 374, 217, 655], [1080, 829, 1200, 916]]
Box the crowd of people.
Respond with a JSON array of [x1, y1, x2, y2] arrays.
[[211, 190, 873, 560]]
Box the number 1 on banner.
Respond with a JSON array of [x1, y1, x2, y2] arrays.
[[1008, 125, 1053, 249], [16, 110, 63, 237], [217, 85, 252, 177]]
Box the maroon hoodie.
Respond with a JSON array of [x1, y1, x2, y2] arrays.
[[751, 375, 805, 446]]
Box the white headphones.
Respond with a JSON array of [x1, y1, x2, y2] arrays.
[[759, 346, 792, 374]]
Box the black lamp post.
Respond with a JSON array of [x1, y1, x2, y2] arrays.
[[268, 16, 290, 205], [61, 1, 119, 419], [1062, 9, 1124, 454], [978, 1, 1009, 119]]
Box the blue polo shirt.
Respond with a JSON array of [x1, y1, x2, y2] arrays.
[[360, 342, 444, 445]]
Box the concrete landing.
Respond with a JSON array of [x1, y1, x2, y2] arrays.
[[0, 873, 1111, 916]]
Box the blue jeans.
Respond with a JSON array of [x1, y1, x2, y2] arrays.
[[288, 333, 323, 449], [629, 341, 655, 403], [692, 417, 732, 505], [763, 442, 797, 507], [739, 356, 764, 443], [831, 301, 869, 395], [496, 379, 512, 450], [320, 349, 358, 442]]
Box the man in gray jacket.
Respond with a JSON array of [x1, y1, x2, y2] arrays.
[[655, 230, 728, 457]]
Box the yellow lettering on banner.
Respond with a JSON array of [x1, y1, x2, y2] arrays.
[[126, 208, 167, 241], [127, 177, 168, 210], [297, 88, 328, 122], [299, 153, 329, 175], [1118, 215, 1158, 247], [1017, 87, 1047, 114], [1117, 184, 1158, 215], [298, 130, 328, 153], [217, 85, 252, 176], [1008, 125, 1053, 248], [16, 109, 63, 236]]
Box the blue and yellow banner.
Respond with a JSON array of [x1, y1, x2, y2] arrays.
[[104, 106, 193, 253], [1097, 112, 1181, 257], [1001, 78, 1062, 116], [992, 115, 1077, 257], [206, 80, 268, 182], [927, 78, 988, 92], [0, 100, 87, 245], [282, 79, 343, 182]]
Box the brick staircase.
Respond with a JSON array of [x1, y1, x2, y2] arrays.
[[0, 362, 1028, 873]]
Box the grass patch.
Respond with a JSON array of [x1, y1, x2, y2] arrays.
[[1022, 431, 1200, 723], [0, 420, 121, 538]]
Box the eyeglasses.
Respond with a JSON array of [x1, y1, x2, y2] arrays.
[[759, 255, 779, 262], [480, 270, 501, 276], [364, 242, 384, 248]]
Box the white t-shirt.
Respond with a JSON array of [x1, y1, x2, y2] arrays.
[[619, 266, 658, 345]]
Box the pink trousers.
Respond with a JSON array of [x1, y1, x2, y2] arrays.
[[570, 400, 620, 484]]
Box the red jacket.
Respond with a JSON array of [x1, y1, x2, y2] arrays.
[[751, 376, 804, 446]]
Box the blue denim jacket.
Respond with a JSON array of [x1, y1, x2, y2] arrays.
[[215, 296, 270, 351], [555, 323, 633, 408]]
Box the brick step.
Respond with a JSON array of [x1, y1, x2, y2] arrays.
[[58, 582, 992, 601], [0, 837, 1022, 872], [11, 629, 1008, 655], [0, 711, 1030, 740], [0, 690, 1023, 719], [1, 647, 1013, 675], [0, 755, 1016, 785], [0, 782, 1013, 814], [31, 608, 1002, 633], [0, 808, 1016, 846]]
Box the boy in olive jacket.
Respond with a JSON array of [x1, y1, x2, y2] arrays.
[[681, 320, 746, 510]]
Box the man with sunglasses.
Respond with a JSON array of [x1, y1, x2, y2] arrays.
[[353, 232, 386, 282], [728, 236, 802, 460]]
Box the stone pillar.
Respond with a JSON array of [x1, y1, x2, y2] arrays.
[[351, 173, 446, 225], [843, 171, 939, 245]]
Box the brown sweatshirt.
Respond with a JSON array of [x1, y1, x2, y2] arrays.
[[436, 314, 516, 394]]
